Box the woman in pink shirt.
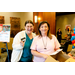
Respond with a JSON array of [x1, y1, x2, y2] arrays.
[[30, 21, 61, 62]]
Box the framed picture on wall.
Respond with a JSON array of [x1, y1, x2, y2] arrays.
[[0, 16, 4, 24], [10, 17, 20, 37]]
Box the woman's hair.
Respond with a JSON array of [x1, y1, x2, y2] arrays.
[[38, 21, 52, 39], [25, 20, 34, 26], [58, 28, 60, 30]]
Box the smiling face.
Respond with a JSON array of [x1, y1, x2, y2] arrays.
[[39, 23, 49, 36], [25, 23, 34, 34]]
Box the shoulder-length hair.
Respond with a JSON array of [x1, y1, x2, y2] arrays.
[[38, 21, 52, 39]]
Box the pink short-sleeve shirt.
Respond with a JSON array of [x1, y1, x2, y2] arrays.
[[30, 35, 61, 62]]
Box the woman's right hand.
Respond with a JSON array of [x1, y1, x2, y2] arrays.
[[42, 54, 49, 59], [20, 41, 25, 47]]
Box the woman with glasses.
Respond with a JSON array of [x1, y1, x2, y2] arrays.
[[11, 20, 36, 62]]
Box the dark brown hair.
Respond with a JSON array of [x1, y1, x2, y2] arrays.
[[38, 21, 52, 39], [25, 20, 34, 26]]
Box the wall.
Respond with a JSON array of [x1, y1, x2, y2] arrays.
[[0, 12, 33, 29], [20, 12, 33, 29], [56, 14, 75, 38], [0, 12, 21, 24]]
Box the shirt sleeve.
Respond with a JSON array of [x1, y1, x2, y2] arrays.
[[12, 32, 24, 50], [53, 35, 61, 49], [30, 36, 37, 50]]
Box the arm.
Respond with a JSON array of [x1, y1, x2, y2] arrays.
[[31, 36, 49, 59], [12, 32, 25, 50], [59, 31, 62, 35], [54, 48, 60, 51], [53, 35, 61, 51], [12, 36, 23, 50], [59, 32, 62, 35], [31, 50, 49, 59]]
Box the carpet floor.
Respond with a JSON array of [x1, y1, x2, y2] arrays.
[[0, 52, 7, 62]]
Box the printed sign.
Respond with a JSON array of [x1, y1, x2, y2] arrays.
[[0, 24, 11, 42]]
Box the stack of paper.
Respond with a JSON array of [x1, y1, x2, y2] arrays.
[[50, 49, 62, 55]]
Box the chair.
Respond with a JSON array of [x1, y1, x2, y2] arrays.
[[67, 44, 73, 52]]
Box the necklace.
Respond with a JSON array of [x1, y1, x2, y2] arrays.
[[42, 36, 47, 50]]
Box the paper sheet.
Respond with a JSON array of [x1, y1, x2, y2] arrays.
[[50, 49, 63, 55]]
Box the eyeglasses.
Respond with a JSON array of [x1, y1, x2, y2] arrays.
[[26, 26, 33, 28]]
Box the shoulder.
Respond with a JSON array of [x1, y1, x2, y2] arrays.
[[15, 30, 25, 35], [51, 34, 57, 40], [51, 34, 56, 38], [34, 35, 39, 38], [31, 35, 39, 44], [32, 32, 36, 37], [33, 35, 40, 40], [14, 30, 26, 38]]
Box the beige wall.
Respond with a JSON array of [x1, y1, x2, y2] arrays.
[[0, 12, 33, 29], [0, 12, 21, 24], [56, 14, 75, 38], [20, 12, 33, 29]]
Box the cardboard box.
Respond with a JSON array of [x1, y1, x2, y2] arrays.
[[45, 55, 58, 62], [45, 51, 75, 62], [65, 58, 75, 62]]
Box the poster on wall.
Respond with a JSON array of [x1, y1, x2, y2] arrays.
[[65, 25, 71, 31], [0, 24, 11, 42]]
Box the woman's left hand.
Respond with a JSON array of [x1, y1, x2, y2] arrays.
[[20, 41, 25, 47], [54, 48, 60, 51], [42, 54, 49, 59]]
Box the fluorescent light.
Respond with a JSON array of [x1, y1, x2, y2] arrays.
[[35, 16, 37, 23]]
